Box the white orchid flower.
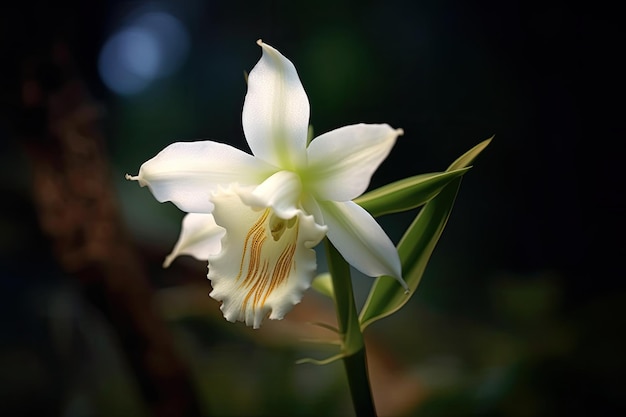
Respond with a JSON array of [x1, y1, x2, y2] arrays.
[[127, 40, 407, 328]]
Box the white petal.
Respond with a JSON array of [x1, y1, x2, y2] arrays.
[[319, 200, 406, 288], [306, 124, 403, 201], [126, 141, 275, 213], [301, 192, 324, 225], [239, 170, 302, 219], [163, 213, 225, 268], [242, 40, 309, 169], [208, 188, 327, 328]]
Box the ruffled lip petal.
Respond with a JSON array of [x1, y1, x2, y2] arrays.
[[305, 124, 403, 201], [126, 140, 275, 213], [207, 187, 327, 328], [319, 200, 407, 289], [163, 213, 225, 268], [242, 40, 310, 169]]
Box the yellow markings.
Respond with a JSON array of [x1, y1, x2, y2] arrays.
[[237, 209, 299, 315], [237, 209, 269, 284], [263, 242, 296, 306]]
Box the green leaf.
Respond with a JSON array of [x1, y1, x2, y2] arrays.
[[359, 177, 462, 329], [354, 168, 470, 217], [296, 353, 346, 366], [358, 138, 492, 329], [447, 136, 493, 171]]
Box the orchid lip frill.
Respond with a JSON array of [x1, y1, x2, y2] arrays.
[[126, 39, 407, 328]]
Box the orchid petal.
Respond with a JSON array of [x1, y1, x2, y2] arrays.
[[242, 40, 309, 169], [126, 141, 274, 213], [306, 124, 403, 201], [163, 213, 225, 268], [239, 170, 302, 219], [301, 192, 325, 226], [319, 200, 406, 288], [208, 189, 327, 328]]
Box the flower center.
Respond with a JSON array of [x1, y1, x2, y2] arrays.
[[236, 209, 299, 312]]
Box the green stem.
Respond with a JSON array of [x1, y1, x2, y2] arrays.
[[324, 239, 377, 417]]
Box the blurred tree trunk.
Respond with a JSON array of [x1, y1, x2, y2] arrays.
[[4, 7, 205, 416]]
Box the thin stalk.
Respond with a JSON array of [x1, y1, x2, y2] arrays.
[[324, 239, 377, 417]]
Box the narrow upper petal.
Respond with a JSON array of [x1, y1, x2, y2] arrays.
[[305, 124, 403, 201], [242, 40, 310, 169], [208, 188, 327, 328], [163, 213, 225, 268], [319, 200, 407, 288], [126, 141, 275, 213]]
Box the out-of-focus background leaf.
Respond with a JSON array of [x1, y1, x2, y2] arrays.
[[1, 1, 624, 416]]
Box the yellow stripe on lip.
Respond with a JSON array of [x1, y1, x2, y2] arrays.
[[237, 209, 299, 314]]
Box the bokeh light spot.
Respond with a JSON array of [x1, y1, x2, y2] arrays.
[[98, 11, 190, 96]]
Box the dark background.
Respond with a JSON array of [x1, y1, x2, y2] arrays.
[[1, 0, 624, 416]]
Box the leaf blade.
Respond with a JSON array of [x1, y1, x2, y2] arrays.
[[447, 136, 493, 171], [359, 177, 462, 329], [358, 138, 492, 329], [354, 168, 470, 217]]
